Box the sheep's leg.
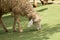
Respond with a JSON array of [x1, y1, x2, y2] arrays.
[[13, 15, 23, 32], [0, 17, 8, 32], [16, 15, 23, 32], [13, 16, 17, 32], [40, 0, 45, 5]]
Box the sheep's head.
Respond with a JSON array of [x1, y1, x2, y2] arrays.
[[27, 13, 41, 30]]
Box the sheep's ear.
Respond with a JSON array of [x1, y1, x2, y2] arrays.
[[34, 16, 40, 22], [34, 18, 38, 22], [34, 14, 41, 22], [27, 19, 33, 27]]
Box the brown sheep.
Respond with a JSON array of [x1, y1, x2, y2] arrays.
[[0, 0, 41, 32]]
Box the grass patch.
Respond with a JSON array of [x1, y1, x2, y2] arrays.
[[0, 4, 60, 40]]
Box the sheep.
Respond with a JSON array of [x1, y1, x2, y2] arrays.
[[0, 0, 41, 32], [40, 0, 48, 5]]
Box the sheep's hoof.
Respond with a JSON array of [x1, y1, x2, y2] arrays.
[[19, 29, 23, 33], [5, 30, 8, 32]]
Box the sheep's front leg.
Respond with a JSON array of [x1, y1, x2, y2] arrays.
[[16, 15, 23, 32], [0, 17, 8, 32], [13, 15, 23, 32], [13, 15, 17, 32]]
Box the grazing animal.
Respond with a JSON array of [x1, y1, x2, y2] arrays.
[[0, 0, 41, 32], [40, 0, 48, 5]]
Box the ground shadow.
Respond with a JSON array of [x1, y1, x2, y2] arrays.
[[0, 23, 60, 40], [37, 8, 48, 12]]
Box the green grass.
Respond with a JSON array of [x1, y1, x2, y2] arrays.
[[0, 4, 60, 40]]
